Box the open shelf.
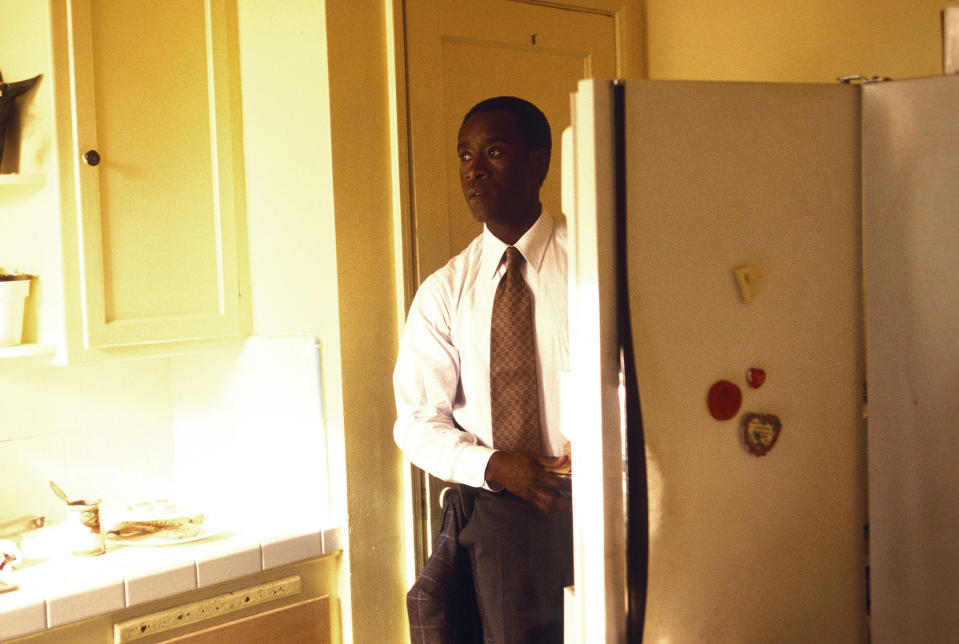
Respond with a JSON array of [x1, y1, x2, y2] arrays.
[[0, 173, 46, 188], [0, 343, 56, 360], [0, 173, 47, 204]]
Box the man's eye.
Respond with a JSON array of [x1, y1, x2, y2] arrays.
[[488, 149, 502, 159], [459, 151, 472, 162]]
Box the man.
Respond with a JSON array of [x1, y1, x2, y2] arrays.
[[394, 96, 571, 643]]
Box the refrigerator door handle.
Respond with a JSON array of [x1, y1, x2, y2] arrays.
[[612, 80, 650, 643]]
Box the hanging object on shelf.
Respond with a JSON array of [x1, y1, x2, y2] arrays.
[[740, 412, 783, 456], [733, 265, 765, 304], [0, 271, 33, 347], [0, 71, 42, 172], [707, 379, 742, 420]]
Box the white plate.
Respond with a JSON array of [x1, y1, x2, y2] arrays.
[[106, 521, 225, 547]]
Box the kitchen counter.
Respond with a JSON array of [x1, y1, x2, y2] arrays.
[[0, 519, 343, 641]]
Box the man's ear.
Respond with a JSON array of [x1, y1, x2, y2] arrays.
[[531, 147, 549, 184]]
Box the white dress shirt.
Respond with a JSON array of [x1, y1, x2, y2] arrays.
[[393, 211, 569, 489]]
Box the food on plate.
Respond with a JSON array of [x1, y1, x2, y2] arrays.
[[100, 500, 206, 540]]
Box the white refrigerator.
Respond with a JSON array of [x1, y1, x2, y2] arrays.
[[562, 76, 959, 643]]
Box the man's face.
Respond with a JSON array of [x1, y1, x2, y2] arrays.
[[457, 110, 545, 227]]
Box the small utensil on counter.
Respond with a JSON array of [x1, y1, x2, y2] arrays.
[[1, 547, 19, 570], [1, 536, 23, 577], [0, 514, 45, 539], [49, 480, 70, 504]]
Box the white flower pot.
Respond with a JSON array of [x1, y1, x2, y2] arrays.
[[0, 278, 31, 347]]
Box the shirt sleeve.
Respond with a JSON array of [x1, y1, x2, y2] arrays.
[[393, 276, 496, 489]]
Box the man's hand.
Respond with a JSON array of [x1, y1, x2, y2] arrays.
[[485, 451, 572, 514]]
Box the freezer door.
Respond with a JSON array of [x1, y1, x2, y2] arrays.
[[862, 74, 959, 644]]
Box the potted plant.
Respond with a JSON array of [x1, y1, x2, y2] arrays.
[[0, 268, 33, 347]]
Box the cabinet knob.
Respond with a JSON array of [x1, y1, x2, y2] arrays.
[[83, 150, 101, 166]]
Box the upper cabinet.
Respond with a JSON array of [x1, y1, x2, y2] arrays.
[[58, 0, 248, 353], [0, 0, 248, 362]]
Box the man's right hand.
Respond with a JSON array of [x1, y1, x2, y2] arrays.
[[484, 451, 572, 514]]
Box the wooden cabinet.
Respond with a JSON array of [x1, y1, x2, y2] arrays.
[[55, 0, 249, 358], [61, 0, 246, 351], [161, 596, 332, 644], [2, 556, 341, 644], [0, 0, 248, 362]]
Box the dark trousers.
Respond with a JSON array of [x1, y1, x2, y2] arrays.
[[408, 487, 483, 644], [458, 489, 573, 644]]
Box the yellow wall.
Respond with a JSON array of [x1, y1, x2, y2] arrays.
[[646, 0, 956, 82], [235, 1, 406, 642], [325, 1, 408, 642]]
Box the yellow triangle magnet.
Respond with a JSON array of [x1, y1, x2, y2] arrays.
[[734, 266, 766, 304]]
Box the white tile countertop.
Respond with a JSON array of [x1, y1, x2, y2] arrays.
[[0, 520, 343, 641]]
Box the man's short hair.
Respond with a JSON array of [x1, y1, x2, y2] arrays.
[[461, 96, 551, 184]]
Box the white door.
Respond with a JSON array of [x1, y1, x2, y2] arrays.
[[405, 0, 617, 281], [862, 74, 959, 644]]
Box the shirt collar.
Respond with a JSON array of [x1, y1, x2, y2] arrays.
[[481, 209, 554, 280]]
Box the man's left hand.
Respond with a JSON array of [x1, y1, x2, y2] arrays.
[[484, 452, 572, 513]]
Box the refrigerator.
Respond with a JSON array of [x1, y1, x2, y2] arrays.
[[561, 76, 959, 643]]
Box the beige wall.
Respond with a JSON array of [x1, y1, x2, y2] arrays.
[[646, 0, 956, 82]]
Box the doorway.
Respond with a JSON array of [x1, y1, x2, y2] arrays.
[[402, 0, 619, 567]]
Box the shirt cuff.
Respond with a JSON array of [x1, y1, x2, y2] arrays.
[[458, 444, 501, 492], [485, 478, 504, 493]]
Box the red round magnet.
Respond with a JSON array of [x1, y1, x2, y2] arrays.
[[707, 380, 743, 420]]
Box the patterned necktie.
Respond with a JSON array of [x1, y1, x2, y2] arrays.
[[490, 246, 542, 454]]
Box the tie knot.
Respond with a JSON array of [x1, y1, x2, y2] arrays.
[[505, 246, 524, 272]]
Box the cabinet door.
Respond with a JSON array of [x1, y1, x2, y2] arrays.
[[160, 596, 331, 644], [67, 0, 244, 348]]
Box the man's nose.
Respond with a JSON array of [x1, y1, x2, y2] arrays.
[[463, 158, 488, 181]]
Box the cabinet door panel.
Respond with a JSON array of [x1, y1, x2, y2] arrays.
[[69, 0, 242, 348], [160, 596, 331, 644]]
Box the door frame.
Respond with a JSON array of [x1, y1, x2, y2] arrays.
[[385, 0, 644, 587]]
